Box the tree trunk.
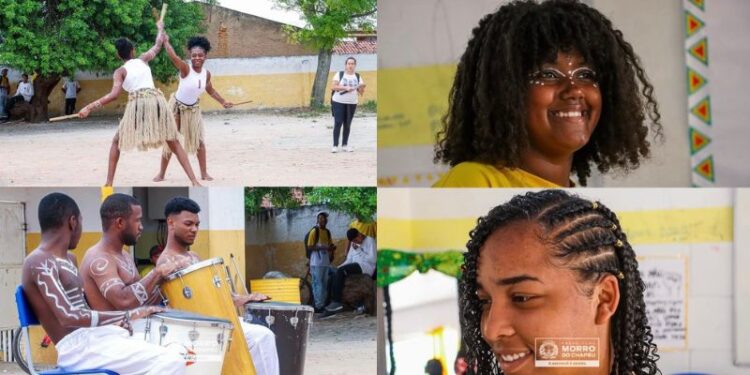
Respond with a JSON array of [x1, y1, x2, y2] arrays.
[[310, 48, 332, 108], [29, 74, 61, 123]]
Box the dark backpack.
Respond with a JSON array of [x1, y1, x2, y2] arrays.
[[303, 226, 332, 259], [330, 71, 360, 115]]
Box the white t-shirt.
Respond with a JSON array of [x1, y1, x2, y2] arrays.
[[332, 72, 363, 105], [16, 81, 33, 102], [174, 63, 208, 105], [122, 59, 156, 93], [63, 80, 80, 99], [341, 236, 377, 276]]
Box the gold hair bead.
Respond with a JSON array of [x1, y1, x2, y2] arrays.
[[615, 239, 624, 248], [617, 272, 625, 280], [611, 223, 618, 231], [591, 202, 599, 209]]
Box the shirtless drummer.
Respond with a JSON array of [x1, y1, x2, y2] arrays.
[[21, 192, 185, 374], [79, 193, 186, 310], [158, 196, 280, 375]]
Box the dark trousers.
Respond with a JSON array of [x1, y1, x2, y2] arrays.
[[331, 263, 363, 303], [332, 101, 357, 147], [6, 95, 26, 112], [65, 98, 76, 115]]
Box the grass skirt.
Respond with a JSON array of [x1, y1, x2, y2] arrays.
[[117, 88, 180, 152], [162, 94, 203, 157]]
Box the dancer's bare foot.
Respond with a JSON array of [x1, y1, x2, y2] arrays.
[[191, 179, 203, 187], [201, 174, 214, 181], [153, 174, 166, 182]]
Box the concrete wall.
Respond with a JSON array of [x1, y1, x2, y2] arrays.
[[26, 51, 377, 118], [245, 204, 355, 280]]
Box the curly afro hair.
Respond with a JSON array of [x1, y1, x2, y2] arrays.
[[434, 0, 662, 186], [187, 36, 211, 54], [114, 38, 134, 60], [460, 190, 660, 374]]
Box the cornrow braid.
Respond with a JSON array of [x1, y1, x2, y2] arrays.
[[459, 190, 660, 374], [434, 0, 662, 186]]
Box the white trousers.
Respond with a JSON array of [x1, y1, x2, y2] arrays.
[[56, 325, 185, 375], [241, 321, 279, 375]]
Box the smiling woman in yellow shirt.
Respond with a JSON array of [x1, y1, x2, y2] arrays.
[[432, 0, 662, 188]]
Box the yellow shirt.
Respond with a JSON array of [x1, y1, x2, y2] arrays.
[[139, 264, 154, 278], [433, 162, 562, 188]]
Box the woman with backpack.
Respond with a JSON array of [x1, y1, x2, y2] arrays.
[[331, 56, 366, 153]]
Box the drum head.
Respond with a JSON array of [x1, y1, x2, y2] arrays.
[[165, 257, 225, 281], [153, 309, 233, 328]]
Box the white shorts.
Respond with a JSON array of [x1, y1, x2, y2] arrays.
[[241, 321, 279, 375], [56, 325, 186, 375]]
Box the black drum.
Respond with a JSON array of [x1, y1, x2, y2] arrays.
[[244, 302, 314, 375]]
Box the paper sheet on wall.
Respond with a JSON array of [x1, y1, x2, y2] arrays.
[[638, 256, 688, 350]]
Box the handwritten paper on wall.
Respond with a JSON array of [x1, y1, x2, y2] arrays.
[[638, 256, 688, 350]]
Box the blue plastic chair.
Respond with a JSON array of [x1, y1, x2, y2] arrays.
[[14, 285, 118, 375]]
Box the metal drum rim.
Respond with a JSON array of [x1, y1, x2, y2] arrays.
[[164, 256, 225, 281], [244, 302, 315, 312], [149, 311, 234, 329]]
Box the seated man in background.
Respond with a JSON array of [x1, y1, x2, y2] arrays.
[[325, 228, 376, 314]]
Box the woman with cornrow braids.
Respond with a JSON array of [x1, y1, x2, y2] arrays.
[[434, 0, 662, 187], [460, 190, 660, 374]]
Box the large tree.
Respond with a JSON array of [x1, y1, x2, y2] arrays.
[[0, 0, 204, 122], [274, 0, 376, 108]]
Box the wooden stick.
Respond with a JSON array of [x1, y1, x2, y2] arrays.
[[49, 114, 80, 122], [232, 100, 253, 106], [159, 3, 168, 23]]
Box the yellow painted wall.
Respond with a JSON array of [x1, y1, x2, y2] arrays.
[[49, 71, 377, 117], [379, 207, 734, 251], [192, 229, 246, 292], [25, 232, 100, 263]]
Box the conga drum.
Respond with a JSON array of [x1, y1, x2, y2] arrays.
[[131, 310, 233, 375], [244, 302, 314, 375], [161, 257, 256, 375]]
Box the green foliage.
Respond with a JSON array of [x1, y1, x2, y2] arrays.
[[0, 0, 204, 83], [245, 187, 313, 216], [274, 0, 376, 50], [245, 187, 377, 223], [306, 187, 376, 222], [360, 100, 376, 113]]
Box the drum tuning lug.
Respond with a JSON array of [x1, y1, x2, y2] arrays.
[[183, 286, 193, 299], [265, 315, 275, 326], [188, 329, 199, 342], [213, 275, 222, 288], [159, 324, 168, 346], [290, 316, 299, 329]]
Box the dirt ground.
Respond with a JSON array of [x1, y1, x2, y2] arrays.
[[0, 110, 376, 186], [305, 311, 377, 375], [0, 311, 377, 375]]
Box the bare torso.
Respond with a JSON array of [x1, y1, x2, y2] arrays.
[[80, 240, 169, 311], [21, 249, 125, 344]]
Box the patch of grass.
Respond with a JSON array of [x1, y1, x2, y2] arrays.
[[360, 100, 377, 113]]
